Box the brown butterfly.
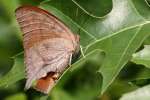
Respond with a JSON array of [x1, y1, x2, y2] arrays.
[[15, 5, 80, 94]]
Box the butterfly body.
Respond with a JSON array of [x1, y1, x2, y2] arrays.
[[15, 6, 79, 94]]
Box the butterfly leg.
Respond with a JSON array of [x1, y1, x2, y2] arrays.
[[80, 45, 85, 58], [69, 54, 72, 67]]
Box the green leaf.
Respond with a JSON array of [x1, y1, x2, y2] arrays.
[[131, 68, 150, 81], [70, 0, 112, 18], [52, 50, 105, 100], [132, 45, 150, 68], [4, 93, 27, 100], [51, 89, 74, 100], [130, 45, 150, 85], [143, 36, 150, 45], [0, 54, 25, 87], [108, 80, 138, 99], [120, 84, 150, 100], [40, 0, 150, 94]]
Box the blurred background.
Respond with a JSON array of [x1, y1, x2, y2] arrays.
[[0, 0, 150, 100]]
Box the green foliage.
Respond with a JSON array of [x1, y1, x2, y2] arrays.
[[120, 84, 150, 100], [0, 0, 150, 100], [4, 93, 27, 100], [132, 45, 150, 68], [0, 54, 25, 87], [40, 0, 150, 95]]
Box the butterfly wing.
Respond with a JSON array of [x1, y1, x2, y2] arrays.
[[15, 6, 76, 49], [25, 38, 72, 93], [15, 6, 78, 93]]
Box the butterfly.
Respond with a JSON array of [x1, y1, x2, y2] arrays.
[[15, 5, 80, 94]]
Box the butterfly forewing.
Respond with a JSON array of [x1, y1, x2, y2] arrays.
[[15, 6, 79, 94]]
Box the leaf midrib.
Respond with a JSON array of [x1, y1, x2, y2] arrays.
[[86, 21, 150, 51]]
